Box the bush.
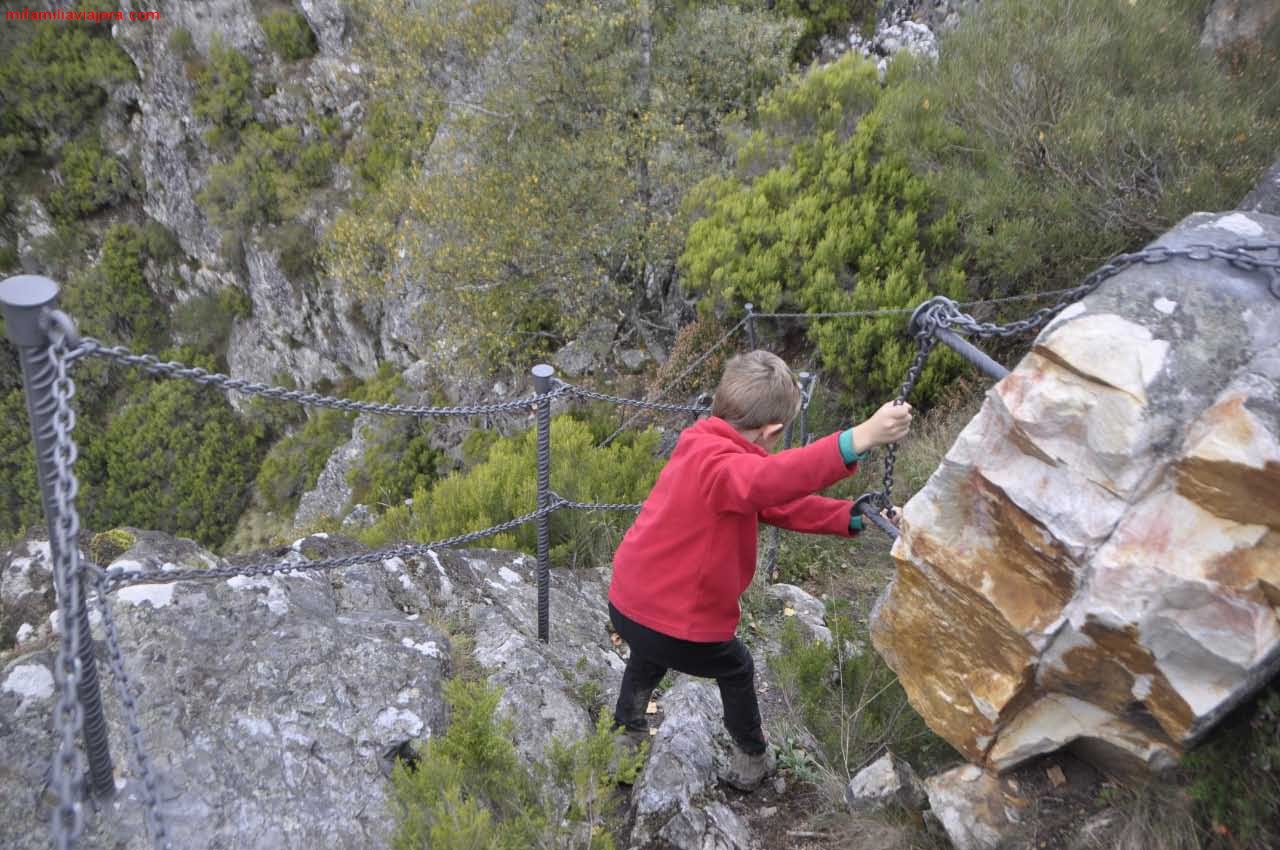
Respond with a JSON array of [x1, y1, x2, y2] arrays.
[[167, 27, 196, 60], [47, 134, 133, 224], [172, 287, 251, 364], [681, 53, 966, 410], [772, 0, 875, 61], [0, 21, 136, 147], [0, 389, 42, 541], [347, 420, 442, 509], [81, 361, 268, 549], [62, 223, 169, 350], [254, 408, 354, 515], [261, 9, 319, 61], [876, 0, 1280, 297], [199, 123, 335, 232], [192, 37, 255, 147], [389, 678, 642, 850], [361, 416, 664, 565]]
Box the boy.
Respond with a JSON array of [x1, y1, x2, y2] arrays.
[[608, 350, 911, 790]]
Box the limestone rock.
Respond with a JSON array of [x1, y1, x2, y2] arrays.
[[299, 0, 350, 55], [630, 677, 723, 846], [659, 802, 756, 850], [924, 764, 1030, 850], [0, 536, 450, 850], [293, 414, 373, 530], [872, 210, 1280, 775], [1240, 157, 1280, 217], [844, 752, 928, 813], [552, 320, 617, 377], [0, 539, 55, 651], [765, 583, 832, 646]]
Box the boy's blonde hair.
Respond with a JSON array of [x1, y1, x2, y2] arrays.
[[711, 350, 801, 430]]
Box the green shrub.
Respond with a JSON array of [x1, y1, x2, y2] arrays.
[[1183, 680, 1280, 850], [0, 389, 42, 540], [255, 408, 354, 515], [261, 9, 319, 61], [0, 21, 136, 147], [81, 359, 268, 549], [172, 287, 251, 364], [347, 421, 442, 509], [267, 221, 319, 281], [345, 96, 440, 189], [770, 602, 952, 781], [361, 416, 664, 564], [389, 678, 642, 850], [47, 135, 133, 224], [199, 123, 334, 232], [62, 223, 169, 350], [876, 0, 1280, 297], [681, 53, 965, 410], [772, 0, 876, 61], [192, 37, 255, 147]]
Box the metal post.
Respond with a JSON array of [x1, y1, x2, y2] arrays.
[[744, 303, 757, 350], [797, 371, 813, 446], [0, 275, 115, 798], [531, 364, 555, 643], [932, 327, 1010, 381]]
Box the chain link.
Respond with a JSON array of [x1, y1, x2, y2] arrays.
[[105, 502, 568, 590], [73, 341, 567, 417], [561, 381, 712, 414], [45, 319, 88, 850], [89, 570, 171, 850]]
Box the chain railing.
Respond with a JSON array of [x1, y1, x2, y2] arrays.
[[5, 239, 1277, 850]]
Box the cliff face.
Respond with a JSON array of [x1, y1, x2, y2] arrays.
[[106, 0, 418, 391], [872, 208, 1280, 774]]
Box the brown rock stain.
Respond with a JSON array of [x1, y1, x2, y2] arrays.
[[909, 468, 1080, 635], [1208, 530, 1280, 606], [872, 552, 1037, 764]]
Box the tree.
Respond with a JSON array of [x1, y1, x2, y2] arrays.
[[681, 54, 965, 408], [327, 1, 799, 371]]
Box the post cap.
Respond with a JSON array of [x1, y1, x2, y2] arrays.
[[531, 364, 555, 379], [744, 302, 754, 313], [0, 275, 60, 347]]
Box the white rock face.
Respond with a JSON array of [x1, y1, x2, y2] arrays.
[[873, 210, 1280, 775], [844, 752, 928, 813]]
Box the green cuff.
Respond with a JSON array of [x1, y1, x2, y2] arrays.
[[849, 512, 863, 533], [838, 428, 868, 465]]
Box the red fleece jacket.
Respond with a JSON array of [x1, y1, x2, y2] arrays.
[[608, 416, 860, 642]]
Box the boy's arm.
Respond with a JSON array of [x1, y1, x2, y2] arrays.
[[705, 431, 860, 514], [760, 494, 863, 536]]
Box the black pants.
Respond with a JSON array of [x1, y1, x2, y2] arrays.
[[609, 602, 766, 754]]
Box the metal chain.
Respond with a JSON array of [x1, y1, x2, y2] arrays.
[[750, 287, 1083, 319], [89, 570, 171, 850], [561, 381, 712, 414], [104, 501, 568, 590], [937, 242, 1280, 339], [45, 315, 88, 850], [876, 330, 937, 510], [72, 341, 568, 417], [873, 242, 1280, 506]]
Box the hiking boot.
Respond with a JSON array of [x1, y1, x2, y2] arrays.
[[719, 744, 775, 792]]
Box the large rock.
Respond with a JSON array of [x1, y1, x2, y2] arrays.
[[1, 532, 450, 850], [872, 210, 1280, 775], [0, 532, 628, 850]]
